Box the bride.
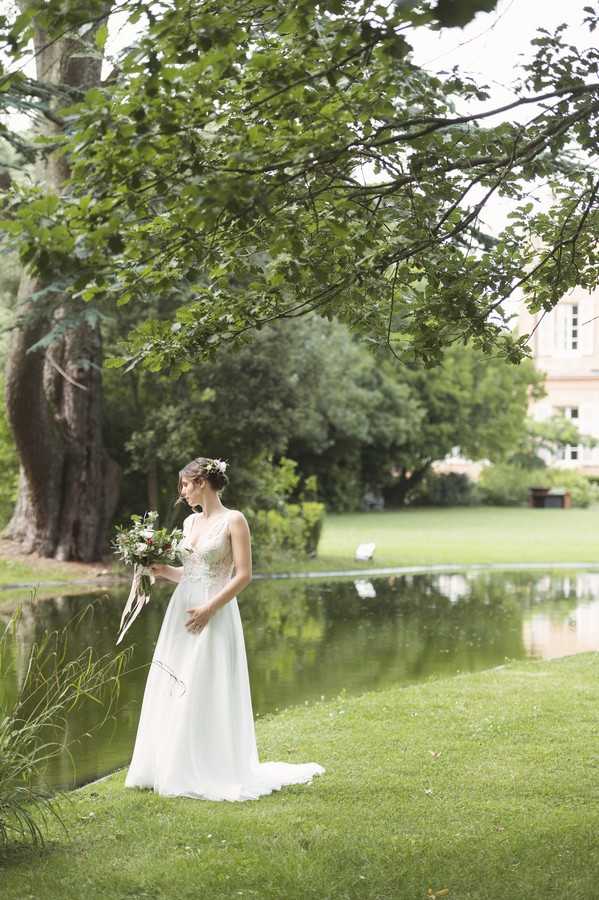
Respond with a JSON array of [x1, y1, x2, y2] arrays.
[[124, 456, 325, 801]]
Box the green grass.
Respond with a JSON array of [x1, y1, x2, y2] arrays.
[[0, 557, 126, 612], [0, 561, 79, 585], [0, 557, 115, 585], [3, 507, 599, 589], [277, 506, 599, 573], [1, 653, 598, 899]]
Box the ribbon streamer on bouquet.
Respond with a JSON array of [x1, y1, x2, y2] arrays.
[[116, 564, 155, 645]]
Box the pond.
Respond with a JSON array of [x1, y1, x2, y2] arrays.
[[2, 567, 599, 792]]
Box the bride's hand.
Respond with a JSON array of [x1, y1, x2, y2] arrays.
[[185, 604, 214, 634], [150, 563, 167, 578]]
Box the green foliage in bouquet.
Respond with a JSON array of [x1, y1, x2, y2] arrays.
[[112, 510, 183, 593]]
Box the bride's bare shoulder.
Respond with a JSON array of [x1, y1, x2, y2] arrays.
[[225, 508, 249, 526]]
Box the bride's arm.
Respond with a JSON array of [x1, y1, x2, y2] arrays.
[[151, 563, 184, 583]]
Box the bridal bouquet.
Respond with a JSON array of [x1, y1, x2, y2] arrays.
[[113, 511, 183, 645]]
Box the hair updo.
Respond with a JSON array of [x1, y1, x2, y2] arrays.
[[177, 457, 229, 502]]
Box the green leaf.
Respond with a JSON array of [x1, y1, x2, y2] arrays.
[[95, 23, 108, 51], [104, 357, 128, 369]]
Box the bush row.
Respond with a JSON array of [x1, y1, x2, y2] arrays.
[[412, 466, 599, 508]]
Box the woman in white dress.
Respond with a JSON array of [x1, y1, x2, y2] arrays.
[[124, 456, 325, 801]]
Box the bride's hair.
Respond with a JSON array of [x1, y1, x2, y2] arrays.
[[176, 457, 229, 503]]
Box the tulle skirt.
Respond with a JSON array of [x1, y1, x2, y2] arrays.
[[124, 574, 325, 801]]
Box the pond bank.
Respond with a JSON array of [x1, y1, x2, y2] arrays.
[[2, 652, 598, 899]]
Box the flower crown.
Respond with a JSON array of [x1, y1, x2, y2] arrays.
[[204, 458, 227, 476]]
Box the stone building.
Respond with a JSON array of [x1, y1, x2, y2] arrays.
[[519, 287, 599, 475]]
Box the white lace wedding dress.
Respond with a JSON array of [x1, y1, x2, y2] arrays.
[[125, 510, 325, 801]]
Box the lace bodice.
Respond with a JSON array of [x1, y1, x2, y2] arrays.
[[180, 512, 234, 584]]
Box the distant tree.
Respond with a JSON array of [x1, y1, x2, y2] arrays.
[[103, 314, 543, 513], [378, 345, 544, 505], [103, 315, 418, 516], [509, 414, 597, 469]]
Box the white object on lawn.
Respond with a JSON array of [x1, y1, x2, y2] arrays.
[[355, 542, 375, 561]]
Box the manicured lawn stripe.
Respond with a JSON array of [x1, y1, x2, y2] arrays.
[[3, 508, 599, 587], [2, 652, 598, 899], [304, 506, 599, 571]]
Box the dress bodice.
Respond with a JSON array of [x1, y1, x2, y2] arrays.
[[180, 512, 234, 584]]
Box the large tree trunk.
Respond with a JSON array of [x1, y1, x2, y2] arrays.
[[4, 10, 119, 561], [147, 459, 160, 513], [386, 463, 431, 506]]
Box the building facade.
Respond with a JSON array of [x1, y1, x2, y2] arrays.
[[519, 287, 599, 475]]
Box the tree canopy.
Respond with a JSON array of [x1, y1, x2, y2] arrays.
[[1, 0, 598, 372], [99, 314, 540, 514]]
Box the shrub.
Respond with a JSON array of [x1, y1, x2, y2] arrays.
[[299, 501, 325, 556], [247, 501, 326, 567], [478, 464, 599, 508], [412, 472, 480, 507], [544, 469, 599, 508], [478, 464, 531, 506], [0, 602, 132, 848], [239, 457, 325, 565]]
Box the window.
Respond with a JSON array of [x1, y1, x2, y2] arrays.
[[571, 304, 579, 350], [559, 304, 579, 351], [556, 444, 581, 462], [554, 405, 581, 462]]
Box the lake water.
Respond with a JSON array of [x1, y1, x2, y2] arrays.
[[2, 568, 599, 791]]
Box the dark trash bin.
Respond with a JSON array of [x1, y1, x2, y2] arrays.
[[528, 486, 549, 508], [528, 486, 571, 509]]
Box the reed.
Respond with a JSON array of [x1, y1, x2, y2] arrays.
[[0, 597, 132, 848]]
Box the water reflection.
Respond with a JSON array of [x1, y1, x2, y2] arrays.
[[1, 568, 598, 791]]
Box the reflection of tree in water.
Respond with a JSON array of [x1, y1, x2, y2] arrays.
[[277, 574, 527, 697], [3, 569, 597, 789], [241, 579, 328, 709], [243, 573, 528, 707], [243, 570, 599, 705]]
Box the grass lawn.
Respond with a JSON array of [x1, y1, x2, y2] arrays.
[[1, 652, 598, 899], [2, 507, 599, 588], [0, 558, 105, 585], [283, 506, 599, 573], [0, 536, 121, 587], [0, 550, 125, 613]]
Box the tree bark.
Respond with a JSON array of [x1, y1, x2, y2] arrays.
[[387, 463, 431, 506], [147, 459, 160, 513], [4, 10, 119, 561]]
